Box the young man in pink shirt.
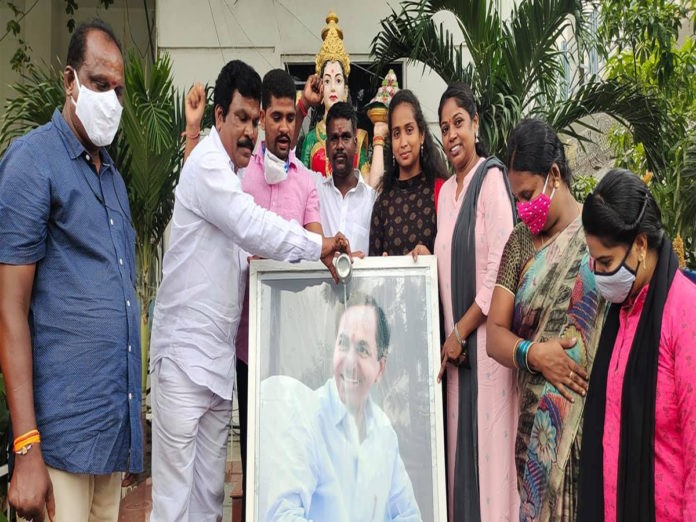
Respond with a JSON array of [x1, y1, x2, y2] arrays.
[[235, 69, 322, 495]]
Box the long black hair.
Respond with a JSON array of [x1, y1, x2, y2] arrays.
[[381, 89, 448, 192], [438, 82, 487, 158], [582, 168, 664, 248], [506, 118, 572, 184]]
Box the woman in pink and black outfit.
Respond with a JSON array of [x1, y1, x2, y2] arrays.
[[579, 168, 696, 522]]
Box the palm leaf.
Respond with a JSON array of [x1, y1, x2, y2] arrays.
[[677, 130, 696, 244], [370, 1, 470, 85], [114, 52, 182, 250], [0, 64, 64, 156], [504, 0, 583, 102], [541, 77, 669, 174], [370, 0, 666, 180]]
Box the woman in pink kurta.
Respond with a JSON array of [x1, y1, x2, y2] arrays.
[[433, 82, 518, 522], [579, 169, 696, 522]]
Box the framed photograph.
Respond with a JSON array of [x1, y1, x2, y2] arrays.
[[247, 256, 446, 522]]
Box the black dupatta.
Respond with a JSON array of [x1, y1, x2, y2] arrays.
[[450, 156, 515, 521], [578, 236, 678, 522]]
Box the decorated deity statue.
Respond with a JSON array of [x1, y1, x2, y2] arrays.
[[298, 12, 385, 182], [365, 68, 400, 123]]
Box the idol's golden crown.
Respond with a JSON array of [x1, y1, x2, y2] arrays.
[[315, 12, 350, 77]]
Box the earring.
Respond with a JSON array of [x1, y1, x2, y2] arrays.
[[420, 144, 424, 161], [392, 155, 396, 167], [475, 133, 480, 143], [554, 181, 560, 189]]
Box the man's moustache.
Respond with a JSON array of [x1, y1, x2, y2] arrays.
[[237, 139, 254, 150]]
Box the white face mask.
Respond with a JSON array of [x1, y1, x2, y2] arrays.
[[70, 68, 123, 147], [594, 247, 638, 304], [263, 145, 289, 185]]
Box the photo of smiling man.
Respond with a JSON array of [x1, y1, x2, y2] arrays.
[[257, 291, 422, 522]]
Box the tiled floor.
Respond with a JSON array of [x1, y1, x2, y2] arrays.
[[119, 406, 243, 522]]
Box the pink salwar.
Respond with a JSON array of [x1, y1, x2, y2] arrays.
[[434, 158, 519, 521]]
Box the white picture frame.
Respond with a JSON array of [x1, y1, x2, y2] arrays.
[[247, 256, 446, 522]]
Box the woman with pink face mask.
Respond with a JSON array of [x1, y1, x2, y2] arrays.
[[487, 118, 608, 521]]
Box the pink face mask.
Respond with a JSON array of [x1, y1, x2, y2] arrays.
[[516, 175, 555, 236]]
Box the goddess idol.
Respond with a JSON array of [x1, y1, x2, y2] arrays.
[[298, 12, 384, 182]]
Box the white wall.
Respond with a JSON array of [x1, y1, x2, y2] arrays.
[[157, 0, 387, 88], [156, 0, 454, 127], [0, 0, 153, 111]]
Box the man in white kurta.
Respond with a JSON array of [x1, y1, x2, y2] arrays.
[[149, 60, 348, 522]]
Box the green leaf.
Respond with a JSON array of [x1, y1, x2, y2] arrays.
[[370, 0, 667, 164], [0, 63, 64, 154], [7, 2, 21, 17], [6, 19, 20, 35]]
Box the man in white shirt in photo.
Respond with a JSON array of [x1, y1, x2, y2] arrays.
[[313, 102, 377, 255], [259, 293, 421, 521], [149, 59, 349, 522]]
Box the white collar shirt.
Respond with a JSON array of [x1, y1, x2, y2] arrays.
[[150, 127, 322, 399], [259, 376, 421, 521], [312, 170, 375, 255]]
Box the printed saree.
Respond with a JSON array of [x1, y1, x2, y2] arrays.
[[497, 217, 606, 521]]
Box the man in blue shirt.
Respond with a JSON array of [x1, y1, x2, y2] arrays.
[[0, 20, 140, 522]]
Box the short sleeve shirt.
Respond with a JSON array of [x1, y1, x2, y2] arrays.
[[0, 110, 142, 474]]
